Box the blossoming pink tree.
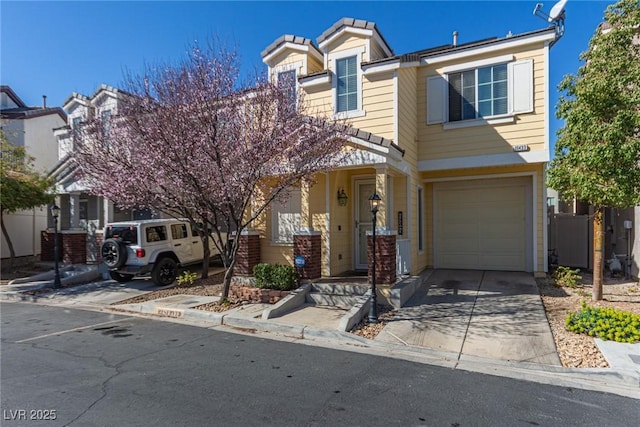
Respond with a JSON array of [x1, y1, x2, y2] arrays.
[[73, 40, 348, 298]]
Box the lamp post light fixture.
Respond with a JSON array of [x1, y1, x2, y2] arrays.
[[368, 192, 381, 324], [50, 204, 62, 289]]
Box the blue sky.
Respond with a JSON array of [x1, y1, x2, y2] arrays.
[[1, 0, 613, 148]]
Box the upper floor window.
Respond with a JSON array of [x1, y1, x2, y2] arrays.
[[101, 109, 112, 134], [336, 56, 358, 113], [448, 64, 508, 121], [277, 70, 297, 110], [427, 58, 533, 127]]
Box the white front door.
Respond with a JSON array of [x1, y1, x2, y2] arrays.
[[355, 180, 375, 270]]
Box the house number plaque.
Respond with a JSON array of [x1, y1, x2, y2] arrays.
[[398, 211, 403, 235]]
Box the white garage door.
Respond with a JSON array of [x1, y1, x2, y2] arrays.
[[434, 178, 531, 271]]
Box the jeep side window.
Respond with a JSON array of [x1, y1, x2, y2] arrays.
[[106, 226, 138, 245], [146, 226, 167, 242], [171, 224, 188, 240]]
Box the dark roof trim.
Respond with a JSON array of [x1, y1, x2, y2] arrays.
[[317, 17, 394, 56], [347, 126, 405, 157], [1, 106, 67, 122], [261, 34, 322, 59], [0, 85, 27, 108]]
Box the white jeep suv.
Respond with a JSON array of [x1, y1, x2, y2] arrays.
[[101, 219, 222, 286]]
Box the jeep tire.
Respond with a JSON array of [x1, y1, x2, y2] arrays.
[[102, 238, 128, 269], [109, 271, 135, 283], [152, 257, 178, 286]]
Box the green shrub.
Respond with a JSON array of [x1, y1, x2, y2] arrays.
[[176, 270, 197, 286], [253, 263, 299, 291], [565, 301, 640, 343], [553, 266, 582, 288]]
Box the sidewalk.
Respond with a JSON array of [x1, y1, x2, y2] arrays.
[[1, 270, 638, 399]]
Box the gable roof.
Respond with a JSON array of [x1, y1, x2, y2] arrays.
[[317, 17, 394, 57], [0, 86, 67, 122], [1, 85, 28, 108]]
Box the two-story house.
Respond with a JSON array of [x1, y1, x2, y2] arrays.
[[1, 85, 66, 263], [246, 18, 559, 283], [49, 84, 156, 263]]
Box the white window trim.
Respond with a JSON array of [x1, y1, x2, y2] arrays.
[[446, 62, 510, 123], [441, 54, 514, 74], [443, 115, 515, 130], [329, 47, 366, 119], [427, 57, 533, 127]]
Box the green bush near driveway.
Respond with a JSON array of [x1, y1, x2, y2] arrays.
[[253, 263, 299, 291], [566, 301, 640, 343]]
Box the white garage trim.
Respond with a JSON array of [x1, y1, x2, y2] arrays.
[[429, 173, 537, 272]]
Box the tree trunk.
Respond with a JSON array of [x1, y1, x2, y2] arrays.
[[0, 210, 16, 271], [220, 233, 240, 300], [592, 207, 604, 301], [200, 232, 210, 279]]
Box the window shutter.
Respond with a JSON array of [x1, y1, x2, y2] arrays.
[[426, 76, 446, 124], [508, 59, 533, 114]]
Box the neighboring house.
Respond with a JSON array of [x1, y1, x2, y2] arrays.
[[548, 192, 638, 279], [548, 21, 639, 278], [250, 18, 561, 282], [0, 85, 66, 263], [50, 84, 156, 263]]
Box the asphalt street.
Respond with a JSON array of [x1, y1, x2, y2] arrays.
[[1, 302, 638, 427]]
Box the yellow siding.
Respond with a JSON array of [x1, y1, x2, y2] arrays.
[[307, 55, 324, 74], [329, 34, 368, 57], [270, 51, 308, 75], [417, 45, 547, 162]]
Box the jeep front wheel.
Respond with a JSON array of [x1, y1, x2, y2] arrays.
[[102, 238, 127, 269], [151, 257, 177, 286]]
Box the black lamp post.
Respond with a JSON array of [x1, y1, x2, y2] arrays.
[[50, 205, 62, 289], [368, 192, 381, 324]]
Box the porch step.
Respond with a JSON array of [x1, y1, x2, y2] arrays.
[[306, 283, 369, 309]]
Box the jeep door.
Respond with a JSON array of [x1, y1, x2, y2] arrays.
[[170, 223, 198, 264]]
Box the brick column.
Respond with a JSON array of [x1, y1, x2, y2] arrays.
[[233, 231, 261, 276], [95, 232, 104, 264], [61, 231, 87, 264], [293, 231, 322, 280], [368, 231, 397, 285], [40, 230, 58, 262]]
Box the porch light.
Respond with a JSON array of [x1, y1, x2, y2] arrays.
[[337, 188, 348, 206], [368, 192, 381, 214]]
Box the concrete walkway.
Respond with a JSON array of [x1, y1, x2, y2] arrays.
[[376, 270, 560, 365]]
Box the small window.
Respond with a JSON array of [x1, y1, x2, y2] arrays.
[[146, 226, 167, 242], [106, 225, 138, 245], [101, 110, 112, 147], [278, 70, 297, 112], [171, 224, 188, 240], [271, 189, 301, 244], [336, 56, 358, 113]]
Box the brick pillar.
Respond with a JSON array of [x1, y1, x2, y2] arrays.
[[61, 231, 87, 264], [234, 232, 261, 276], [368, 232, 396, 285], [95, 232, 104, 264], [40, 230, 58, 262], [293, 231, 322, 280]]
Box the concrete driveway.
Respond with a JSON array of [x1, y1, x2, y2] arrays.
[[375, 270, 561, 366]]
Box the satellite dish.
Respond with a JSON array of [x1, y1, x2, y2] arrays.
[[548, 0, 567, 23]]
